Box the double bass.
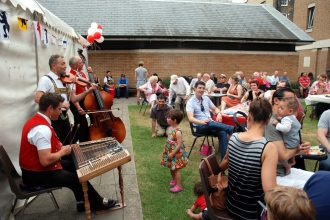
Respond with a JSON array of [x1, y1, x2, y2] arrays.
[[78, 50, 126, 143]]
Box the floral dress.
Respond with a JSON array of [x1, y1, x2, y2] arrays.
[[160, 128, 188, 171]]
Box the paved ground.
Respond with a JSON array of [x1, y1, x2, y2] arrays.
[[16, 97, 143, 220]]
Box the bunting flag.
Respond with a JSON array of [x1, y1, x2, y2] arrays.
[[0, 9, 10, 40], [17, 17, 28, 30], [41, 28, 49, 45], [33, 21, 42, 45], [63, 38, 68, 48], [51, 34, 57, 45]]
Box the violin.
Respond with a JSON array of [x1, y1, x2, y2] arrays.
[[60, 72, 102, 90], [60, 72, 89, 87]]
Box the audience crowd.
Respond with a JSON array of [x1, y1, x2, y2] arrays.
[[100, 67, 329, 220]]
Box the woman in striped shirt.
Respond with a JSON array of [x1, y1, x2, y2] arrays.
[[220, 99, 278, 220]]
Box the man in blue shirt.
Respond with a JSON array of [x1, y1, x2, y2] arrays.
[[186, 80, 233, 159], [117, 74, 129, 98]]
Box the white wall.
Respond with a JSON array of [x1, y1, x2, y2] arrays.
[[0, 2, 84, 218]]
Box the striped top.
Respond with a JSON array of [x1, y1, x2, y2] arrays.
[[226, 133, 268, 220]]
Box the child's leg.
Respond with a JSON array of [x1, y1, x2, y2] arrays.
[[186, 209, 203, 220], [170, 170, 175, 180], [174, 170, 182, 187]]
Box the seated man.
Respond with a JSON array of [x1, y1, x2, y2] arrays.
[[168, 74, 190, 110], [117, 74, 129, 98], [186, 81, 233, 159], [103, 70, 115, 98], [150, 94, 172, 137], [189, 73, 202, 91], [19, 93, 117, 212], [317, 109, 330, 170]]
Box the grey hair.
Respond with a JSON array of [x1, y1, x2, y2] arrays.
[[49, 55, 64, 69], [69, 56, 80, 67]]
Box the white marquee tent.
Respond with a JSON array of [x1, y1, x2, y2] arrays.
[[0, 0, 89, 218]]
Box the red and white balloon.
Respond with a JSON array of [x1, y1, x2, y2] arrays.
[[87, 22, 104, 44]]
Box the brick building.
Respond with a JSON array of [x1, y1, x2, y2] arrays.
[[294, 0, 330, 78], [38, 0, 312, 88]]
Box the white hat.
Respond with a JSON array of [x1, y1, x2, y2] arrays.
[[170, 74, 178, 84]]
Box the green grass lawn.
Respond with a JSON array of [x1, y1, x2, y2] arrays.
[[128, 103, 319, 220]]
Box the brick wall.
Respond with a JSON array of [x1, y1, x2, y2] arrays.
[[294, 0, 330, 41], [88, 50, 299, 87], [297, 48, 330, 76]]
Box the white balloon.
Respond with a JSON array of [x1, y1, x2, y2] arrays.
[[96, 36, 104, 43], [90, 26, 98, 34], [96, 28, 103, 35], [91, 22, 98, 29], [87, 28, 94, 35]]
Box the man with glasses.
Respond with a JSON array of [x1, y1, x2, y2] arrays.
[[186, 81, 233, 159], [309, 74, 330, 95], [150, 94, 172, 138]]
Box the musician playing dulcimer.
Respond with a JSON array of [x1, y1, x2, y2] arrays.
[[20, 92, 118, 212], [68, 56, 92, 143], [34, 54, 97, 145]]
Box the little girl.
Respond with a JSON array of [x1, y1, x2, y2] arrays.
[[160, 109, 188, 193]]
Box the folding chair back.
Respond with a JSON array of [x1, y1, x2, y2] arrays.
[[0, 145, 60, 214], [199, 155, 233, 220]]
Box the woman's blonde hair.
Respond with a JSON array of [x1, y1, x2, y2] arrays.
[[148, 75, 158, 83], [265, 186, 315, 220]]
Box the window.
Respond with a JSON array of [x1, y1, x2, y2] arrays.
[[280, 0, 288, 6], [307, 6, 315, 29]]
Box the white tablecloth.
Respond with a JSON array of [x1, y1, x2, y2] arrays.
[[305, 94, 330, 105]]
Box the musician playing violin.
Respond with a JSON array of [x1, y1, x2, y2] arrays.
[[34, 54, 97, 145], [20, 92, 117, 212], [68, 56, 91, 142]]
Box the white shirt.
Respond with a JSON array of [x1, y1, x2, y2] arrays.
[[27, 112, 52, 150], [168, 77, 190, 102], [37, 71, 74, 102], [205, 79, 215, 93]]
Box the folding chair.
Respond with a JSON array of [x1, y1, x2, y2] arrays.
[[139, 92, 149, 115], [199, 154, 233, 220], [0, 145, 61, 215], [187, 122, 215, 158]]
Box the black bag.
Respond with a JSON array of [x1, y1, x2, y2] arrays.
[[233, 111, 248, 133]]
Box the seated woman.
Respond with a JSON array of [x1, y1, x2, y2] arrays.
[[241, 80, 263, 103], [220, 99, 278, 219], [220, 74, 243, 112], [138, 75, 166, 108], [298, 72, 310, 98]]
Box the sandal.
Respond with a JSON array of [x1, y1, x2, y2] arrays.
[[170, 185, 183, 193], [169, 180, 177, 187]]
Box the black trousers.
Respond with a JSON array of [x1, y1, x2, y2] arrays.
[[70, 100, 90, 143], [21, 157, 104, 209], [51, 112, 72, 145]]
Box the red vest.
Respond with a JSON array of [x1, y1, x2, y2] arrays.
[[19, 114, 63, 171], [70, 69, 88, 95]]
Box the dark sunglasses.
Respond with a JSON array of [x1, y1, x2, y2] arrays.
[[200, 98, 205, 112]]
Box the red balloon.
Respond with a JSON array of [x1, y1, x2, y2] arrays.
[[94, 31, 101, 40], [97, 24, 103, 29], [87, 35, 94, 43]]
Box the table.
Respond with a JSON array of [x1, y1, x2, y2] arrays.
[[305, 94, 330, 105], [221, 103, 248, 127]]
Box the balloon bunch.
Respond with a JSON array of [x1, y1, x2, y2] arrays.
[[87, 22, 104, 44]]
